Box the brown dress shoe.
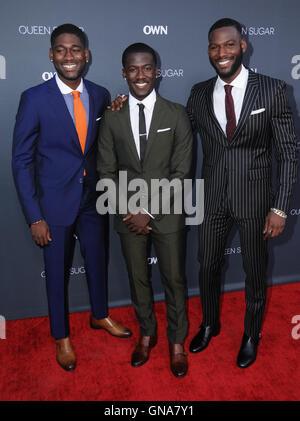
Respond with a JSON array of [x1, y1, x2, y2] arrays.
[[56, 337, 76, 371], [169, 343, 188, 378], [131, 334, 157, 367], [90, 315, 132, 338]]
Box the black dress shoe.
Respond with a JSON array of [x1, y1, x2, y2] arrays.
[[237, 333, 260, 368], [189, 322, 220, 353]]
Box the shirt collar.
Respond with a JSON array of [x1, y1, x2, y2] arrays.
[[215, 64, 249, 91], [55, 74, 84, 95], [129, 89, 157, 111]]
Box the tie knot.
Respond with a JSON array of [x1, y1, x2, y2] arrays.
[[71, 91, 80, 99], [224, 85, 233, 95], [138, 103, 145, 111]]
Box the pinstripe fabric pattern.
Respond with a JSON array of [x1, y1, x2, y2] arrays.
[[187, 70, 298, 217], [198, 193, 268, 337], [187, 70, 298, 337]]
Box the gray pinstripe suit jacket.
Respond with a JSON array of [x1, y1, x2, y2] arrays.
[[186, 70, 298, 218]]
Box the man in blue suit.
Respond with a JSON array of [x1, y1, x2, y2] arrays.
[[12, 24, 131, 371]]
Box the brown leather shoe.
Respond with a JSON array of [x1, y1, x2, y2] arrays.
[[56, 337, 76, 371], [169, 343, 188, 378], [90, 315, 132, 338], [131, 334, 157, 367]]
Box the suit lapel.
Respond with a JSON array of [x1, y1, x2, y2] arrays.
[[84, 79, 96, 155], [46, 77, 83, 154], [143, 95, 165, 163], [205, 77, 228, 145], [118, 96, 165, 168], [230, 70, 259, 143], [120, 101, 141, 167], [205, 70, 259, 145]]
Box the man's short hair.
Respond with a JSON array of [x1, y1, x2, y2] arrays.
[[208, 18, 243, 40], [51, 24, 87, 48], [122, 43, 157, 68]]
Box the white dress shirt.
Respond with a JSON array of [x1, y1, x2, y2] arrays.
[[213, 64, 249, 134], [55, 74, 89, 127], [55, 73, 83, 94], [128, 89, 157, 219], [128, 89, 157, 158]]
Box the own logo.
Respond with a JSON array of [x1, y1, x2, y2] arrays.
[[143, 25, 168, 35]]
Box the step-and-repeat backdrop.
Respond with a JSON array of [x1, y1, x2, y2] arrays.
[[1, 0, 299, 320]]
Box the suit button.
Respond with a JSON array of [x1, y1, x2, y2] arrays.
[[79, 178, 83, 183]]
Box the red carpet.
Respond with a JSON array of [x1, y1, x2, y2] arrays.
[[0, 282, 299, 401]]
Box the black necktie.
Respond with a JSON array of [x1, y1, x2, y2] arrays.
[[224, 85, 236, 141], [138, 103, 147, 163]]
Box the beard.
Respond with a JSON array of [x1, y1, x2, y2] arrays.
[[210, 45, 243, 80]]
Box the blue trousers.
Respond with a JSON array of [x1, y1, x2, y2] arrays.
[[43, 181, 108, 339]]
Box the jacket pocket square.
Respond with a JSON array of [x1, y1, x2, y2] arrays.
[[157, 128, 171, 132], [250, 108, 265, 115], [96, 117, 102, 121]]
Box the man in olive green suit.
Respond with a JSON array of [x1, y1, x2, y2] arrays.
[[97, 43, 193, 377]]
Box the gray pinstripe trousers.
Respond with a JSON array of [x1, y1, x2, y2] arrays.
[[198, 192, 268, 338]]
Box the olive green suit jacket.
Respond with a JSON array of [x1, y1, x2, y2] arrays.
[[97, 94, 193, 234]]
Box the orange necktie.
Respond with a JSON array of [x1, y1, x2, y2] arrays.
[[71, 91, 87, 175]]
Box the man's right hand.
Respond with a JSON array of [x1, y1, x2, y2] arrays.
[[30, 220, 52, 246], [107, 95, 128, 111]]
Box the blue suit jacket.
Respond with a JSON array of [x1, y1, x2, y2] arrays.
[[12, 76, 110, 226]]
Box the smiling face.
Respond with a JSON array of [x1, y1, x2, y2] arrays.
[[122, 52, 158, 101], [49, 32, 89, 89], [208, 26, 246, 83]]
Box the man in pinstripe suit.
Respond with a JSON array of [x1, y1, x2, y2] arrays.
[[187, 18, 298, 368]]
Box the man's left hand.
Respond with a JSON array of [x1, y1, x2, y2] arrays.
[[123, 213, 151, 235], [263, 211, 286, 239], [107, 95, 128, 111]]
